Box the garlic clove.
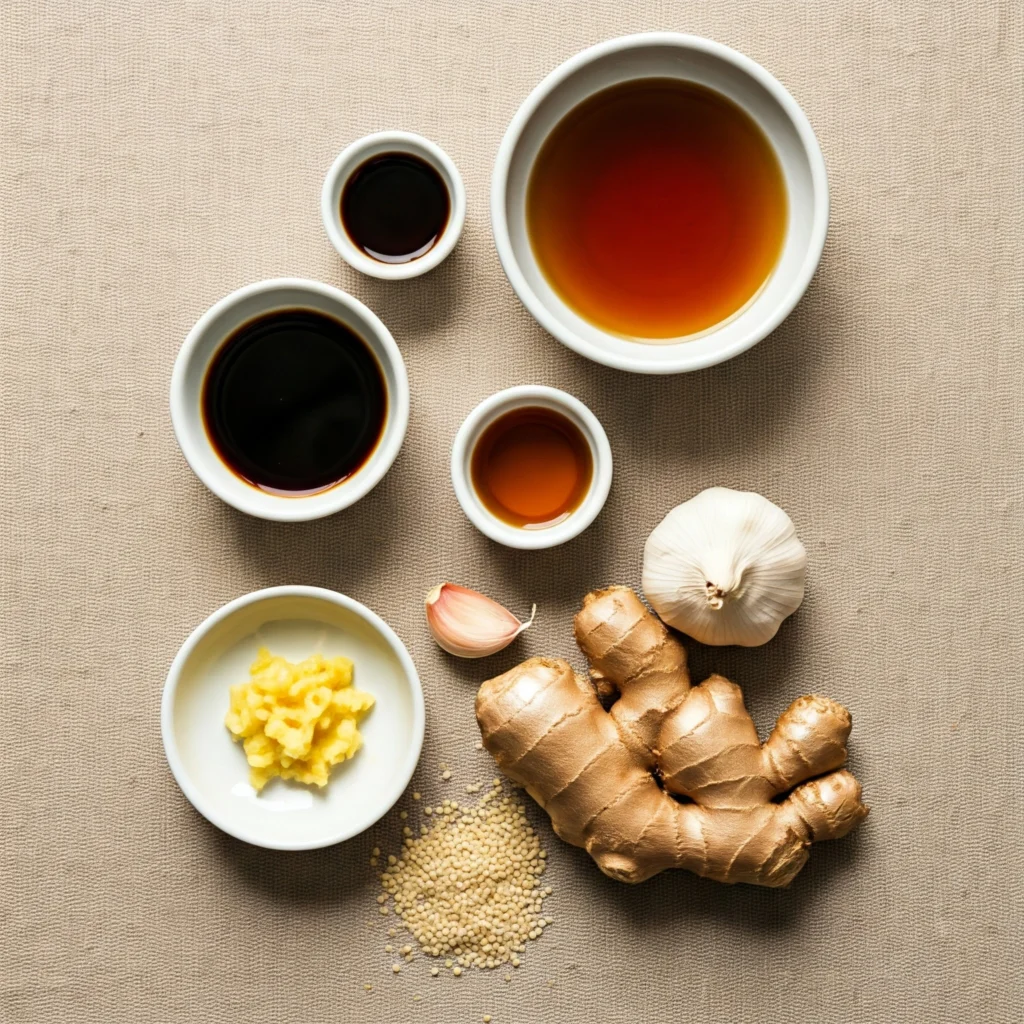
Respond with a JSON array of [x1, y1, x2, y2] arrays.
[[425, 583, 536, 659]]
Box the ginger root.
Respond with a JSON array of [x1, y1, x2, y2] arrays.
[[476, 587, 868, 887]]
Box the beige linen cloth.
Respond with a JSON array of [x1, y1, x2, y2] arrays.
[[2, 2, 1021, 1021]]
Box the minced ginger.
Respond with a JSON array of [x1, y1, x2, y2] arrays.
[[225, 647, 373, 791]]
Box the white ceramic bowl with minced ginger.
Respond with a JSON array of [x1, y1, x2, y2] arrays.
[[161, 586, 424, 850]]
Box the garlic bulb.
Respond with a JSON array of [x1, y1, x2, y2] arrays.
[[642, 487, 806, 647], [425, 583, 535, 658]]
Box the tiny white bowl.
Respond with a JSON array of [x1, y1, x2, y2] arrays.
[[491, 33, 829, 374], [161, 586, 425, 851], [321, 131, 466, 280], [451, 385, 613, 550], [170, 278, 409, 522]]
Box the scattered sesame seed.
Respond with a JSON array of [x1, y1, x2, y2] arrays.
[[374, 782, 551, 972], [363, 984, 372, 992]]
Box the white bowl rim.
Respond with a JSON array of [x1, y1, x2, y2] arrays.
[[321, 130, 467, 280], [490, 32, 830, 374], [169, 277, 410, 522], [160, 585, 426, 851], [450, 385, 613, 550]]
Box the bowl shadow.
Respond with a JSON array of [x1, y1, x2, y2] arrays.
[[211, 457, 411, 597], [581, 264, 841, 469], [338, 240, 473, 342], [205, 816, 371, 908], [592, 820, 870, 934]]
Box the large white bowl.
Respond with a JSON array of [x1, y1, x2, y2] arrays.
[[161, 587, 424, 850], [170, 279, 409, 521], [491, 33, 829, 374]]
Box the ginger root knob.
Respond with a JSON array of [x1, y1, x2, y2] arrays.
[[476, 586, 868, 887]]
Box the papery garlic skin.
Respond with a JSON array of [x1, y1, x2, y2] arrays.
[[425, 583, 535, 659], [642, 487, 806, 647]]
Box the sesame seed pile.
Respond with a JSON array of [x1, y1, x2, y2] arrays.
[[376, 779, 553, 971]]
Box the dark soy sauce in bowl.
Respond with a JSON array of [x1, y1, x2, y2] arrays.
[[202, 309, 387, 496], [341, 153, 450, 264]]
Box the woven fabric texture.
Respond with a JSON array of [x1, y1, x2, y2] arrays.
[[1, 2, 1021, 1021]]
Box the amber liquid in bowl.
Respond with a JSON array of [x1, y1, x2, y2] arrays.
[[526, 78, 788, 340], [470, 407, 593, 529]]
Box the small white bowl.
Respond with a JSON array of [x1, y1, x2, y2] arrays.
[[170, 278, 409, 522], [451, 385, 612, 550], [161, 586, 425, 851], [321, 131, 466, 280], [491, 33, 829, 374]]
